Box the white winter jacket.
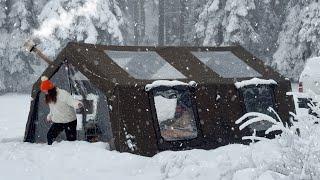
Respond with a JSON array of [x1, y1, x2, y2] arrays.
[[47, 88, 81, 123]]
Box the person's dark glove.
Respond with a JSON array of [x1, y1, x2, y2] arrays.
[[76, 102, 84, 113]]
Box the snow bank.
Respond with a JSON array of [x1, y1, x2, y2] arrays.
[[0, 139, 290, 180], [235, 78, 277, 89], [0, 94, 30, 141]]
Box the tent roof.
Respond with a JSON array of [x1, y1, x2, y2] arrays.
[[31, 42, 285, 98]]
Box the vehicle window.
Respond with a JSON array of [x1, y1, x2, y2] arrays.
[[153, 89, 198, 141], [192, 51, 262, 78], [241, 85, 275, 131]]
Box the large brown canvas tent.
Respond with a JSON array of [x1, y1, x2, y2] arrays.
[[24, 42, 295, 156]]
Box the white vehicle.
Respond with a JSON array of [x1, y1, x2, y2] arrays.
[[298, 57, 320, 94], [289, 92, 317, 116]]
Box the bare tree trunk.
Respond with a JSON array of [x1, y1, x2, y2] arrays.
[[133, 0, 139, 45], [158, 0, 165, 46], [139, 0, 145, 44], [180, 0, 186, 46]]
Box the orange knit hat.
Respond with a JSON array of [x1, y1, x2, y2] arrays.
[[40, 76, 54, 92]]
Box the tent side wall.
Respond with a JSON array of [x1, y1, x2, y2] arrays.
[[194, 83, 244, 148], [192, 80, 294, 148], [114, 85, 159, 156], [24, 96, 39, 142]]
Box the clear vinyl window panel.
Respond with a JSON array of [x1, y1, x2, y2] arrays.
[[241, 85, 276, 131], [105, 50, 186, 80], [192, 51, 262, 78], [153, 89, 197, 141]]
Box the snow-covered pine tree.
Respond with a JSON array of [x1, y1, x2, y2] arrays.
[[273, 0, 320, 80], [0, 0, 124, 93], [195, 0, 287, 64], [195, 0, 258, 46], [34, 0, 124, 58], [183, 0, 207, 46], [0, 0, 5, 26], [249, 0, 288, 64], [0, 0, 41, 93], [195, 0, 224, 46], [0, 0, 7, 91], [222, 0, 258, 46], [116, 0, 154, 46]]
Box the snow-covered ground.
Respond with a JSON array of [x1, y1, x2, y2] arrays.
[[0, 93, 318, 180], [0, 94, 31, 141]]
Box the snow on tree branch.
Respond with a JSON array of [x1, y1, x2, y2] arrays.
[[33, 0, 124, 57], [236, 105, 320, 179], [235, 109, 292, 136], [272, 1, 320, 80]]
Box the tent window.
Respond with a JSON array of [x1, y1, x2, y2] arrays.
[[192, 51, 262, 78], [105, 51, 186, 80], [240, 85, 276, 131], [153, 88, 198, 141]]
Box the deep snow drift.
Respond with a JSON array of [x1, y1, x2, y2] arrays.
[[0, 94, 318, 180], [0, 94, 30, 141]]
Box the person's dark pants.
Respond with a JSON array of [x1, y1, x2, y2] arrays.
[[47, 120, 77, 145]]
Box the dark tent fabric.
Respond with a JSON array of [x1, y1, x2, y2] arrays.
[[24, 42, 295, 156]]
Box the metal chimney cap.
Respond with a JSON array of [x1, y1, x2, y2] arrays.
[[24, 39, 36, 52]]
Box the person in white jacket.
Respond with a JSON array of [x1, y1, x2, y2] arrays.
[[40, 76, 83, 145]]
